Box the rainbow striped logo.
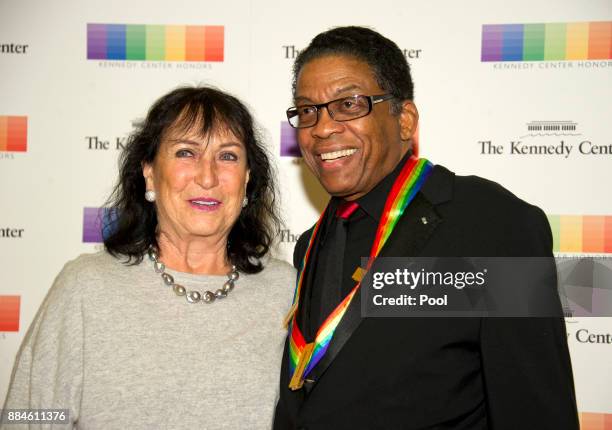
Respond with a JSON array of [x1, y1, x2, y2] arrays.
[[83, 207, 118, 243], [0, 116, 27, 152], [0, 295, 20, 332], [548, 215, 612, 254], [482, 21, 611, 61], [87, 24, 224, 62], [280, 121, 300, 157], [580, 412, 612, 430]]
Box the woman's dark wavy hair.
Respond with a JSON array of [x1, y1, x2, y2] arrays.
[[103, 86, 280, 274]]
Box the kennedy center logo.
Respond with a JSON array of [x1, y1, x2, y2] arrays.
[[482, 21, 611, 62], [523, 121, 578, 137], [87, 24, 224, 61], [477, 120, 611, 158], [0, 116, 27, 152], [0, 295, 20, 332]]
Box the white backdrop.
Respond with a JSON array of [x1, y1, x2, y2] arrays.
[[1, 0, 611, 426]]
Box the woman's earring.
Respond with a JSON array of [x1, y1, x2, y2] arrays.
[[242, 196, 248, 208], [145, 190, 156, 202]]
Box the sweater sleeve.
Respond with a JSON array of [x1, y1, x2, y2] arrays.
[[1, 261, 84, 429]]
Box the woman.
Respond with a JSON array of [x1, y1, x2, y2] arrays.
[[2, 87, 295, 429]]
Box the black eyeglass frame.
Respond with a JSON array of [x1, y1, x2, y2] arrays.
[[286, 94, 395, 129]]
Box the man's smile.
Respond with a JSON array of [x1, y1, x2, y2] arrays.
[[320, 148, 358, 161]]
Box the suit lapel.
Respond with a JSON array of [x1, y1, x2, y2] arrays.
[[380, 193, 442, 258]]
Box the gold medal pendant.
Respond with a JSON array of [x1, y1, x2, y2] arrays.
[[282, 302, 298, 329], [352, 266, 367, 283], [288, 342, 315, 390]]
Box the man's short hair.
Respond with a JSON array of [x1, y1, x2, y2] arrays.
[[292, 26, 414, 114]]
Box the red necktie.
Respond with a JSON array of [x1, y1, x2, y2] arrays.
[[336, 200, 359, 220]]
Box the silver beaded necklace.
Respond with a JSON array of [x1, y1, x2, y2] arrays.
[[147, 247, 239, 304]]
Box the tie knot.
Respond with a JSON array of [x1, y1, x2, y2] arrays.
[[336, 201, 359, 220]]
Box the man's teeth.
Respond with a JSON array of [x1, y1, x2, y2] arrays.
[[192, 200, 218, 206], [320, 149, 357, 161]]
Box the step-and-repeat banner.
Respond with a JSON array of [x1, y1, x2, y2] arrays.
[[1, 0, 611, 426]]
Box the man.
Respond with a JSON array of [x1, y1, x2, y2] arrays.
[[274, 27, 578, 429]]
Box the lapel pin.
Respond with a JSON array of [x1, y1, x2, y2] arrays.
[[421, 216, 428, 225]]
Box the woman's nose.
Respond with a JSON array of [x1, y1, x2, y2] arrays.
[[195, 158, 219, 189]]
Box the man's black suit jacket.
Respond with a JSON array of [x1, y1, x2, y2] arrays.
[[274, 165, 579, 430]]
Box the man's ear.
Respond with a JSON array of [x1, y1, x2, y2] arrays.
[[399, 100, 419, 141]]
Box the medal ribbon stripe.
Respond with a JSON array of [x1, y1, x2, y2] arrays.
[[288, 156, 433, 383], [292, 213, 325, 304], [288, 212, 325, 372], [373, 158, 432, 256], [303, 283, 359, 375]]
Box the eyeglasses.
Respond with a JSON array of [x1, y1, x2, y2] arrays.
[[286, 94, 394, 129]]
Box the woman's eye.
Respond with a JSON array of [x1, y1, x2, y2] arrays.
[[220, 152, 238, 161]]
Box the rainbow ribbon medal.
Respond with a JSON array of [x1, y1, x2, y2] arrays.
[[288, 156, 433, 390]]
